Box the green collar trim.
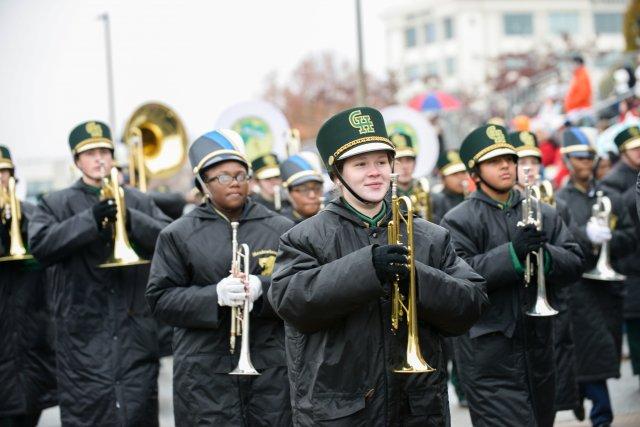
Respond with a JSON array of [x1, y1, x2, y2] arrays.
[[479, 188, 516, 210], [80, 180, 101, 196], [341, 197, 387, 228]]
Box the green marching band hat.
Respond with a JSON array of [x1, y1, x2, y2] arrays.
[[68, 121, 114, 155], [0, 145, 14, 170], [436, 150, 466, 176], [251, 153, 281, 180], [613, 125, 640, 152], [188, 129, 248, 176], [280, 152, 324, 189], [508, 131, 541, 159], [316, 106, 395, 170], [560, 127, 596, 158], [459, 124, 516, 172], [389, 131, 416, 159]]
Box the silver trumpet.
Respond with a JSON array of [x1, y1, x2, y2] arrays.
[[518, 167, 558, 317], [582, 191, 626, 282], [229, 221, 259, 376]]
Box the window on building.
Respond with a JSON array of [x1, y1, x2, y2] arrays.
[[444, 17, 454, 39], [405, 65, 420, 81], [504, 13, 534, 35], [445, 57, 456, 75], [426, 61, 438, 76], [594, 13, 622, 34], [425, 22, 436, 43], [405, 27, 417, 48], [549, 11, 580, 35]]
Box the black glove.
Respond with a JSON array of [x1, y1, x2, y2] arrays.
[[372, 244, 410, 284], [512, 224, 547, 262], [92, 199, 117, 229]]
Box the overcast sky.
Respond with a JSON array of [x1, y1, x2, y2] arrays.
[[0, 0, 396, 164]]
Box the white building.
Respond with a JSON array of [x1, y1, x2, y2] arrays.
[[384, 0, 629, 96]]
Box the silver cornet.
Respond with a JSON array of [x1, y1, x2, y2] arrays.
[[582, 191, 626, 282], [229, 221, 259, 376], [518, 167, 558, 317]]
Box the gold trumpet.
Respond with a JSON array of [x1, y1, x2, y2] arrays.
[[0, 177, 34, 262], [582, 191, 626, 282], [388, 173, 435, 374], [98, 163, 149, 268], [229, 221, 259, 376], [410, 178, 432, 221], [518, 167, 557, 317], [536, 178, 555, 207]]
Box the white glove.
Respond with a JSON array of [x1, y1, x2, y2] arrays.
[[248, 275, 262, 303], [217, 276, 246, 307], [586, 219, 612, 245]]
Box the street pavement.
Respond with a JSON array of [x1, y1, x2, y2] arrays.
[[40, 357, 639, 426]]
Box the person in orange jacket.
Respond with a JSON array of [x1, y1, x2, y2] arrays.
[[564, 56, 592, 115]]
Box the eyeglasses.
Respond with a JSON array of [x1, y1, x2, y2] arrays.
[[291, 184, 323, 196], [205, 172, 249, 185]]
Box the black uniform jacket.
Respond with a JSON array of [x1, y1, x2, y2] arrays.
[[146, 200, 293, 426], [431, 190, 464, 226], [557, 182, 635, 381], [441, 190, 584, 427], [601, 161, 640, 319], [269, 198, 488, 426], [0, 202, 57, 417], [28, 179, 170, 427]]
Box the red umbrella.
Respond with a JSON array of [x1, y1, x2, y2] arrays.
[[408, 91, 462, 112]]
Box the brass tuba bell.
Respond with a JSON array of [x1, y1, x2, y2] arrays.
[[0, 177, 34, 262], [98, 164, 149, 268], [123, 102, 188, 192], [389, 174, 435, 374]]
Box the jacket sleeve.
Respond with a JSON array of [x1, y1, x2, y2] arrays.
[[269, 228, 384, 333], [415, 230, 488, 336], [28, 197, 101, 265], [127, 197, 171, 254], [440, 214, 521, 292], [146, 229, 220, 329], [609, 192, 636, 258], [544, 207, 585, 286]]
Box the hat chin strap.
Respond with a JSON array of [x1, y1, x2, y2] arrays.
[[475, 167, 510, 195]]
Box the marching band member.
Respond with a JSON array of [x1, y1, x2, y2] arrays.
[[440, 124, 584, 427], [431, 149, 468, 225], [279, 152, 324, 224], [509, 129, 581, 415], [28, 121, 171, 426], [0, 146, 56, 427], [556, 127, 635, 426], [600, 126, 640, 391], [251, 153, 289, 212], [146, 130, 293, 426], [269, 107, 488, 425], [389, 131, 418, 197]]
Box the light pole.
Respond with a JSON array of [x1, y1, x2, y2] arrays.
[[355, 0, 367, 105], [98, 13, 117, 135]]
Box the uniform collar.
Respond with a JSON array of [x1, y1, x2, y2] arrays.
[[325, 197, 390, 228], [72, 178, 101, 196], [190, 198, 274, 222], [470, 188, 521, 210]]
